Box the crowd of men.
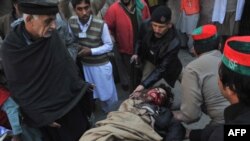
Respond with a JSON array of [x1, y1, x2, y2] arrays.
[[0, 0, 250, 141]]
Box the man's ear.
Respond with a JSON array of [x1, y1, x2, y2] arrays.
[[24, 15, 33, 22], [167, 23, 172, 28], [192, 47, 198, 56], [224, 86, 239, 104]]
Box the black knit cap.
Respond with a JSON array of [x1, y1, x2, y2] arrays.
[[18, 0, 59, 15], [151, 6, 172, 24]]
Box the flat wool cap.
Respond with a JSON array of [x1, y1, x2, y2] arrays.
[[18, 0, 59, 15], [151, 6, 172, 24], [192, 24, 218, 43], [222, 36, 250, 76]]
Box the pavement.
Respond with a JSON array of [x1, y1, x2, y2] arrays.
[[93, 49, 211, 136]]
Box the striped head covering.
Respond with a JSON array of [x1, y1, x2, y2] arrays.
[[192, 24, 218, 43], [222, 36, 250, 76]]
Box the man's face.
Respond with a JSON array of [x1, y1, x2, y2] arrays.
[[74, 2, 91, 23], [121, 0, 131, 6], [151, 21, 171, 38], [30, 15, 57, 38], [144, 88, 167, 105]]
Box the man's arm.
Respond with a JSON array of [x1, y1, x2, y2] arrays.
[[141, 46, 179, 88], [174, 66, 203, 123], [91, 23, 113, 55], [2, 97, 22, 136], [57, 14, 78, 61]]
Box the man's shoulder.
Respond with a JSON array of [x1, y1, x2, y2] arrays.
[[92, 16, 104, 24], [186, 51, 221, 73], [167, 36, 180, 51], [68, 16, 78, 23], [2, 24, 25, 48], [108, 1, 120, 10], [198, 51, 221, 64], [186, 57, 208, 70]]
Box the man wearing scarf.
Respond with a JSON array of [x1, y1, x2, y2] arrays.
[[1, 0, 91, 140]]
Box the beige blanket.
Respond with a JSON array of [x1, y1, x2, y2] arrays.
[[79, 99, 163, 141]]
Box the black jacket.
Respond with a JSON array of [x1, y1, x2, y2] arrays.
[[138, 103, 185, 141], [136, 20, 182, 88], [190, 103, 250, 141]]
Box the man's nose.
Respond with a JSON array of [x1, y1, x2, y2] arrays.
[[50, 20, 57, 29], [82, 10, 87, 15], [154, 26, 161, 32]]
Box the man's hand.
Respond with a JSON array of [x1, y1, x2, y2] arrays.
[[49, 122, 61, 128], [173, 111, 182, 121], [130, 85, 145, 98], [185, 128, 191, 139], [129, 91, 141, 99], [78, 46, 91, 57], [133, 85, 144, 92], [130, 54, 139, 64]]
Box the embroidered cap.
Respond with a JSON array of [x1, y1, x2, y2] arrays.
[[151, 6, 171, 24], [18, 0, 59, 15], [192, 24, 218, 43], [222, 36, 250, 76]]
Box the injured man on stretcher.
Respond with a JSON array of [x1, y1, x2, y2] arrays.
[[79, 84, 185, 141]]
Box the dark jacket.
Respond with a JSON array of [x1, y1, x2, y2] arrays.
[[136, 20, 182, 88], [190, 103, 250, 141], [138, 103, 185, 141]]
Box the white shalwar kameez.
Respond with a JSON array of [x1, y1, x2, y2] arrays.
[[73, 16, 118, 112]]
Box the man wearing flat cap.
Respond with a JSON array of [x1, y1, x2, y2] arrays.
[[187, 36, 250, 141], [1, 0, 91, 140], [173, 24, 229, 127], [131, 6, 182, 94]]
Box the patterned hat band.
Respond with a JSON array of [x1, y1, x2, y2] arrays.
[[222, 55, 250, 76], [192, 24, 218, 43], [195, 34, 218, 44], [222, 36, 250, 76]]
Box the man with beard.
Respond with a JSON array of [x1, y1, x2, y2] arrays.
[[131, 6, 182, 93], [80, 84, 185, 141], [68, 0, 118, 113], [104, 0, 150, 92], [1, 0, 91, 140]]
